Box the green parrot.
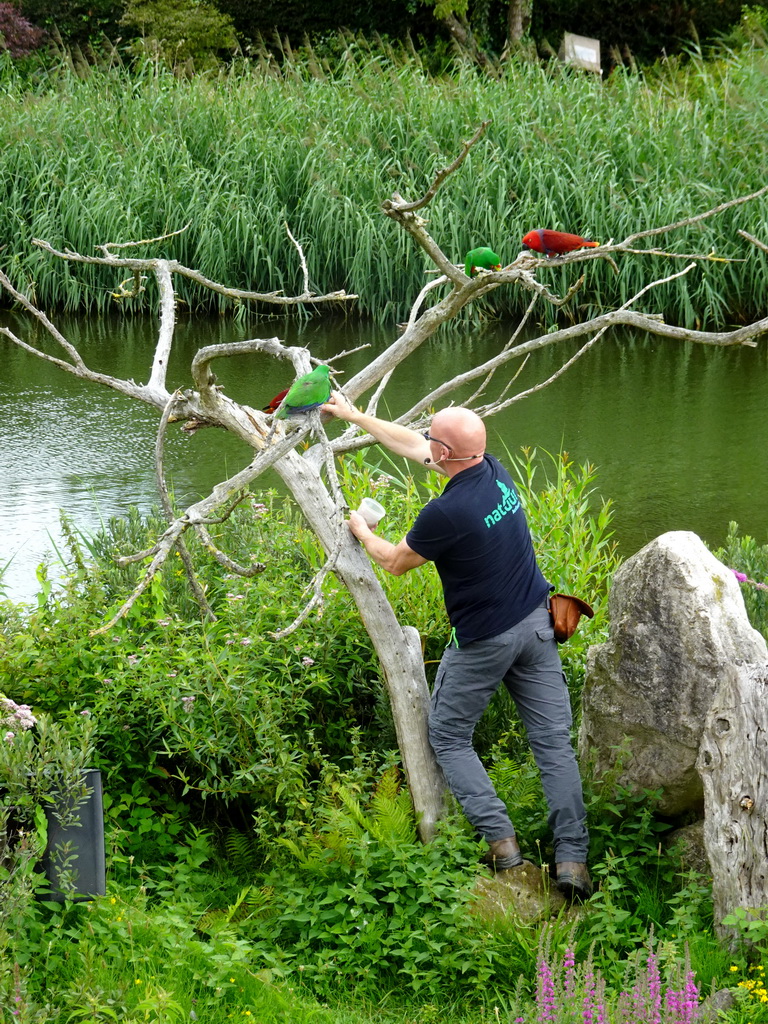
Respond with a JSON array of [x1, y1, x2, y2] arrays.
[[464, 247, 502, 277], [274, 364, 332, 419]]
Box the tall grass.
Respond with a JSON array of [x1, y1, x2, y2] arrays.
[[1, 39, 767, 324]]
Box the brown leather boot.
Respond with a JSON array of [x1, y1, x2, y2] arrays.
[[481, 836, 523, 871], [556, 861, 593, 900]]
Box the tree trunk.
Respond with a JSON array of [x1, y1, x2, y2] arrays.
[[275, 449, 446, 842], [697, 661, 768, 945], [440, 13, 493, 69], [507, 0, 532, 46]]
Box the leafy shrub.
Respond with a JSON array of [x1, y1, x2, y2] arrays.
[[0, 445, 620, 871], [717, 4, 768, 49], [1, 491, 396, 858], [0, 2, 44, 56], [512, 447, 620, 700], [18, 0, 120, 43], [0, 702, 97, 1018], [242, 765, 534, 1002], [712, 521, 768, 640], [121, 0, 238, 69]]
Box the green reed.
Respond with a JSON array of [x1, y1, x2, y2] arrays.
[[1, 40, 767, 325]]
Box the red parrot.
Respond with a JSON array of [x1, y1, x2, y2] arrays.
[[521, 229, 599, 257], [262, 388, 289, 414]]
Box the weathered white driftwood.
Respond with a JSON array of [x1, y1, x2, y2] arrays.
[[698, 662, 768, 944]]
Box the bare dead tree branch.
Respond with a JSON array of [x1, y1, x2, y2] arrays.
[[274, 411, 352, 639], [738, 229, 768, 255], [31, 238, 357, 307], [193, 518, 267, 578], [97, 223, 192, 254], [329, 298, 767, 452], [0, 270, 87, 370], [96, 416, 322, 632], [620, 184, 768, 245], [149, 261, 177, 394], [503, 294, 539, 351], [619, 248, 746, 262], [155, 391, 216, 622], [364, 369, 394, 418], [0, 270, 171, 406], [387, 120, 492, 214], [486, 264, 699, 415], [285, 221, 310, 296]]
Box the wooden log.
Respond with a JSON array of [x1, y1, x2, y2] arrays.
[[697, 662, 768, 945]]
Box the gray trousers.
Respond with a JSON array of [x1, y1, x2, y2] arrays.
[[427, 602, 589, 862]]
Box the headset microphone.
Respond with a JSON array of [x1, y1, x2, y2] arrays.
[[423, 457, 432, 465]]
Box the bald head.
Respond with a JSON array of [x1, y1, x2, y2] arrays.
[[430, 408, 486, 462]]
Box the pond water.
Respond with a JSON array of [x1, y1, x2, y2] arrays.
[[1, 310, 766, 604]]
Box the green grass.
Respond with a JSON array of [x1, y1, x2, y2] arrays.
[[1, 40, 767, 325]]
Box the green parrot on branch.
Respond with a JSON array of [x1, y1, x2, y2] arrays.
[[464, 247, 502, 277], [274, 364, 332, 419]]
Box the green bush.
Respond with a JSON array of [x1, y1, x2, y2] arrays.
[[712, 521, 768, 640], [18, 0, 122, 43], [241, 765, 534, 1003], [0, 2, 45, 57], [0, 446, 618, 866], [0, 700, 98, 1017], [121, 0, 238, 70]]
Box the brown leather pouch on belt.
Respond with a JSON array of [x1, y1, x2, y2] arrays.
[[549, 593, 595, 643]]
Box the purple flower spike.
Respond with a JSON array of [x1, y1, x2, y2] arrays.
[[647, 952, 662, 1024], [536, 956, 557, 1023], [564, 946, 576, 1000]]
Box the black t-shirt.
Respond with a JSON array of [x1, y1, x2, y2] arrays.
[[406, 454, 549, 645]]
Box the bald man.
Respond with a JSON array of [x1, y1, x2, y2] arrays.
[[322, 398, 592, 900]]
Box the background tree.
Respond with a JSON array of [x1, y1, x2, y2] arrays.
[[121, 0, 238, 69], [17, 0, 121, 43], [0, 2, 45, 55], [4, 0, 763, 69], [2, 124, 768, 841]]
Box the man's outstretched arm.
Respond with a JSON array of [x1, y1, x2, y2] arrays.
[[322, 392, 446, 474]]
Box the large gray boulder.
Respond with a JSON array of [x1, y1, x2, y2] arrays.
[[579, 531, 767, 816]]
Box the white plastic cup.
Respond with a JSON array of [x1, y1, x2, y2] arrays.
[[356, 497, 386, 527]]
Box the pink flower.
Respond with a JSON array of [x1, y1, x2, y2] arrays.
[[536, 956, 557, 1023], [582, 967, 595, 1024], [564, 946, 576, 1000], [647, 951, 662, 1024], [732, 570, 748, 582], [302, 657, 315, 667], [1, 698, 37, 730]]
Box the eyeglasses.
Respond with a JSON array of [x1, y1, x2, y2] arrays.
[[423, 431, 452, 451]]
